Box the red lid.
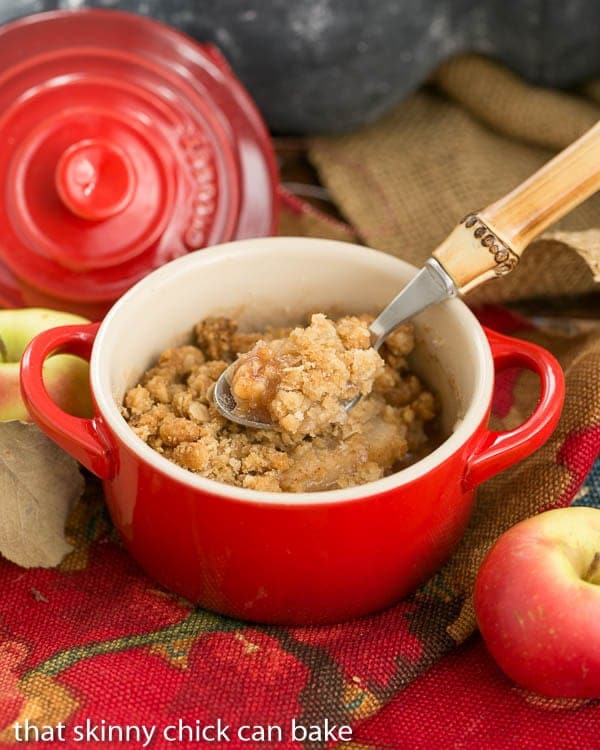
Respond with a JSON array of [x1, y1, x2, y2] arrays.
[[0, 9, 278, 315]]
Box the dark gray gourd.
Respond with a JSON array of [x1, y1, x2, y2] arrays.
[[1, 1, 599, 134]]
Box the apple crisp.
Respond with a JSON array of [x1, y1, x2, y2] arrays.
[[229, 314, 384, 434], [121, 314, 438, 493]]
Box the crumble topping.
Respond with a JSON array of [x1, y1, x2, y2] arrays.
[[122, 314, 437, 493]]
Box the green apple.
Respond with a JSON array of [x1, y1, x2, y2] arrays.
[[0, 308, 93, 421]]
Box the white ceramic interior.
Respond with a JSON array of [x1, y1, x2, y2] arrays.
[[91, 237, 493, 503]]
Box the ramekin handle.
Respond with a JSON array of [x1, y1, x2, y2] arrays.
[[463, 327, 565, 489], [20, 322, 115, 480]]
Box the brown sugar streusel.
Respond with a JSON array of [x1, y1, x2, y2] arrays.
[[121, 314, 438, 493]]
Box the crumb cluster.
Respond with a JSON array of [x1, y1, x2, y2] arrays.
[[230, 313, 385, 434]]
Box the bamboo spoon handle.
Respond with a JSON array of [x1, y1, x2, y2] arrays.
[[432, 119, 600, 293]]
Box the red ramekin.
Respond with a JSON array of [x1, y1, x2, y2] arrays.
[[20, 238, 565, 624]]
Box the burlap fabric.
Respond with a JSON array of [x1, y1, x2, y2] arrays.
[[1, 56, 599, 749], [310, 54, 600, 304]]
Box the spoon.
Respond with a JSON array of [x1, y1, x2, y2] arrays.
[[214, 119, 600, 429]]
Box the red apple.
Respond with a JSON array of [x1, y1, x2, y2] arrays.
[[0, 308, 93, 421], [474, 507, 600, 698]]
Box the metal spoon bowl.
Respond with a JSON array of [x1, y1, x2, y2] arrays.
[[213, 258, 456, 429], [213, 371, 274, 429]]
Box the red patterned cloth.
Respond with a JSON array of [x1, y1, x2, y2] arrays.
[[347, 637, 600, 750]]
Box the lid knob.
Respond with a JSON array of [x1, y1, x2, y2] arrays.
[[55, 138, 136, 221]]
